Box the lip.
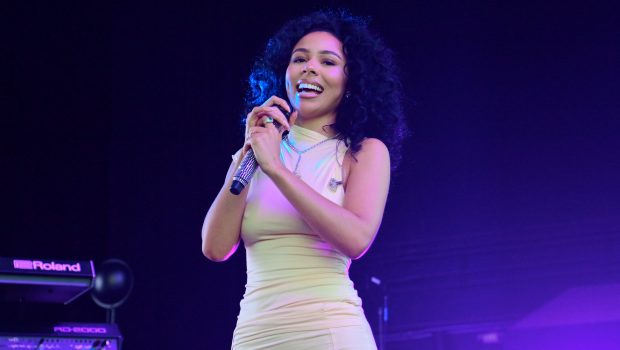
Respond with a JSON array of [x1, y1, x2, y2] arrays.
[[296, 90, 321, 99]]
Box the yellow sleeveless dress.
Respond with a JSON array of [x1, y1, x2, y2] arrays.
[[231, 125, 377, 349]]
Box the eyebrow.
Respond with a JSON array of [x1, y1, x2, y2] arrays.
[[292, 48, 343, 60]]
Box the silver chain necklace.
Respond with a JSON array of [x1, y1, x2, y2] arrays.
[[284, 134, 339, 178]]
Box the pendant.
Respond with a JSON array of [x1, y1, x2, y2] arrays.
[[328, 178, 343, 192]]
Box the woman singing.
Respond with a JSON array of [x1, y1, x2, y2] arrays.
[[202, 9, 407, 349]]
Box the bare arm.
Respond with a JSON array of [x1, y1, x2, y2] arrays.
[[263, 138, 391, 259], [201, 151, 247, 261], [202, 96, 292, 262]]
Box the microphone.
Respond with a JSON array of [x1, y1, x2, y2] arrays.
[[230, 105, 291, 195]]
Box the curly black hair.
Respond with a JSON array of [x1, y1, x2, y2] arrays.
[[244, 9, 408, 169]]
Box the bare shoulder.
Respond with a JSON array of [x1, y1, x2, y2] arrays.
[[360, 138, 388, 155], [351, 138, 390, 168], [342, 138, 391, 217], [343, 138, 390, 190]]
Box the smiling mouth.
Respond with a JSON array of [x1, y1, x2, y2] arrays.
[[296, 82, 324, 94]]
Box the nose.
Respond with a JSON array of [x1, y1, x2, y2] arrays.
[[302, 63, 317, 74]]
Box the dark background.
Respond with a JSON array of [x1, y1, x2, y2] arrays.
[[3, 1, 620, 349]]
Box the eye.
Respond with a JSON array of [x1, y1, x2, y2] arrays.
[[322, 60, 336, 66], [292, 56, 306, 63]]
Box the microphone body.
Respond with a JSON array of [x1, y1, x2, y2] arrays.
[[230, 104, 290, 195], [230, 149, 259, 195]]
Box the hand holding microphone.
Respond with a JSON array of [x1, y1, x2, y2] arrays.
[[230, 97, 293, 195]]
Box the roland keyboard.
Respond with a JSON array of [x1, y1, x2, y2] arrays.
[[0, 257, 95, 304], [0, 322, 122, 350]]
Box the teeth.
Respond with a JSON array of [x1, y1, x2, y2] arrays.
[[298, 83, 323, 93]]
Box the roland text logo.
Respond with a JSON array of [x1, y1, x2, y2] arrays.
[[13, 259, 81, 272]]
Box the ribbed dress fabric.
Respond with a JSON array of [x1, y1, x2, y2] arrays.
[[231, 125, 377, 350]]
